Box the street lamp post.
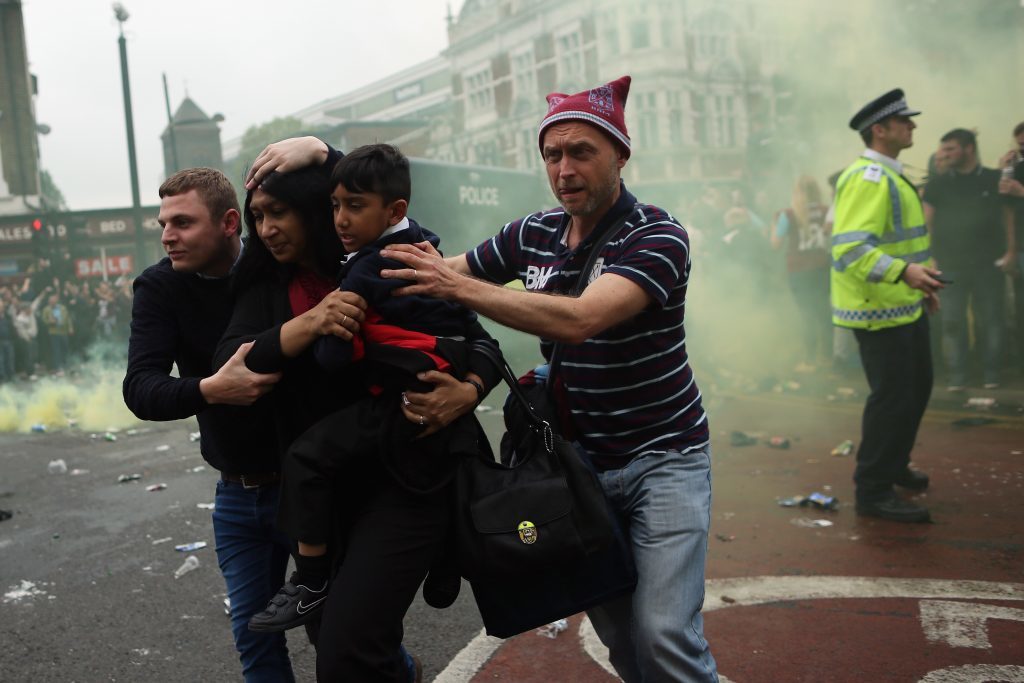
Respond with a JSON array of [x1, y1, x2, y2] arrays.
[[113, 3, 147, 272]]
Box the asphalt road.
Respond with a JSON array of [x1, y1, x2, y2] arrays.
[[3, 370, 1023, 682], [0, 414, 502, 682]]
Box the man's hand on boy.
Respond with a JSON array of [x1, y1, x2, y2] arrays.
[[245, 136, 328, 189], [380, 241, 462, 301]]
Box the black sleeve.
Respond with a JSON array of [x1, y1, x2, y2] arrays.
[[324, 144, 344, 174], [464, 317, 501, 394], [214, 282, 288, 374], [123, 273, 206, 421], [337, 251, 409, 305], [312, 334, 355, 373]]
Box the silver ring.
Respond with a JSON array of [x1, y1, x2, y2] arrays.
[[412, 269, 418, 280], [341, 314, 348, 325], [419, 415, 426, 425]]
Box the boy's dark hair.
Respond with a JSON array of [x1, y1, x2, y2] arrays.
[[940, 128, 977, 151], [1013, 121, 1024, 139], [330, 144, 411, 204]]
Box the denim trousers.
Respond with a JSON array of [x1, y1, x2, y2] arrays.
[[586, 444, 718, 683], [213, 479, 296, 683], [939, 267, 1005, 386]]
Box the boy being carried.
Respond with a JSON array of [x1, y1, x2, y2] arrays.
[[249, 144, 491, 633]]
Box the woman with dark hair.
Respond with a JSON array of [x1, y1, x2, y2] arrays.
[[216, 156, 493, 682]]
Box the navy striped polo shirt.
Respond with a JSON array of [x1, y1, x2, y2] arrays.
[[467, 184, 709, 463]]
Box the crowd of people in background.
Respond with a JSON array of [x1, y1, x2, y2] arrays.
[[3, 121, 1022, 393], [684, 119, 1024, 390], [0, 256, 133, 382]]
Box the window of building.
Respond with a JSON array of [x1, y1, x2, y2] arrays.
[[465, 66, 494, 112], [714, 94, 737, 147], [556, 30, 584, 81], [635, 92, 659, 149], [603, 25, 620, 56], [630, 21, 650, 49], [512, 49, 536, 102], [667, 91, 685, 146], [694, 12, 732, 59], [520, 128, 539, 170]]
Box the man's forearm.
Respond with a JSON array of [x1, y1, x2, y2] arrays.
[[451, 272, 648, 344]]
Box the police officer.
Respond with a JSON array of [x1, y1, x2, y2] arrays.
[[831, 89, 943, 523]]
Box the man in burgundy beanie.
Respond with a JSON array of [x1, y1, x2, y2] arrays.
[[383, 75, 718, 682], [248, 75, 719, 682]]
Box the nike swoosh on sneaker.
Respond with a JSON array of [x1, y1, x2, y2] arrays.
[[296, 595, 327, 614]]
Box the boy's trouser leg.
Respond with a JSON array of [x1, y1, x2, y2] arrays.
[[278, 402, 378, 544]]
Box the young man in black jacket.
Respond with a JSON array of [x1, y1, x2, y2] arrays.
[[122, 167, 340, 682]]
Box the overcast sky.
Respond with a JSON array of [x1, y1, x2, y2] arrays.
[[22, 0, 460, 210]]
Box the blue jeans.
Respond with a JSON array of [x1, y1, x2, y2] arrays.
[[49, 334, 69, 371], [586, 444, 718, 683], [939, 267, 1005, 386], [213, 479, 296, 683]]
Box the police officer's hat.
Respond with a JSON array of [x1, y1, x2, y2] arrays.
[[848, 89, 921, 132]]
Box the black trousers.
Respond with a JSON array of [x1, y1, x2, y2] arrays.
[[279, 394, 464, 544], [313, 467, 449, 682], [853, 315, 933, 502]]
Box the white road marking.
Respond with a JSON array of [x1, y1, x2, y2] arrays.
[[433, 627, 504, 683], [920, 600, 1024, 649], [918, 664, 1024, 682], [437, 577, 1024, 682]]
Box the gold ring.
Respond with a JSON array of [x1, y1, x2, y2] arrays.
[[341, 314, 348, 325], [412, 269, 418, 280]]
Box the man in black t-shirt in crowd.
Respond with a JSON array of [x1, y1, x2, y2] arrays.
[[998, 121, 1024, 371], [923, 128, 1015, 390]]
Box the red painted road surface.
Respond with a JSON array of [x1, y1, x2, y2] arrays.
[[462, 384, 1024, 682]]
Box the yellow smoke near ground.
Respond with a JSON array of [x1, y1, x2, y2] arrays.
[[0, 366, 139, 433]]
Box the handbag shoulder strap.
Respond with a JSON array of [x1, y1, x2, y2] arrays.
[[470, 340, 551, 432], [548, 203, 638, 378]]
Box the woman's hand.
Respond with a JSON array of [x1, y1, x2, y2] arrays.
[[280, 290, 367, 358], [401, 371, 479, 436], [302, 290, 366, 340]]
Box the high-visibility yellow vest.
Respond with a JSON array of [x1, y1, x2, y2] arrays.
[[830, 156, 931, 330]]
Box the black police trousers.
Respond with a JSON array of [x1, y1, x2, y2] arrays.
[[852, 314, 933, 502]]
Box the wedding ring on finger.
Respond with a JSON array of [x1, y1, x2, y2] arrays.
[[419, 415, 426, 425], [341, 314, 348, 325], [412, 269, 418, 280]]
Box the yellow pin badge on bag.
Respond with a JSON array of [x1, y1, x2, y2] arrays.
[[517, 521, 538, 545]]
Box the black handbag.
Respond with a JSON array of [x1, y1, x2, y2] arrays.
[[456, 346, 617, 581], [455, 208, 638, 638]]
